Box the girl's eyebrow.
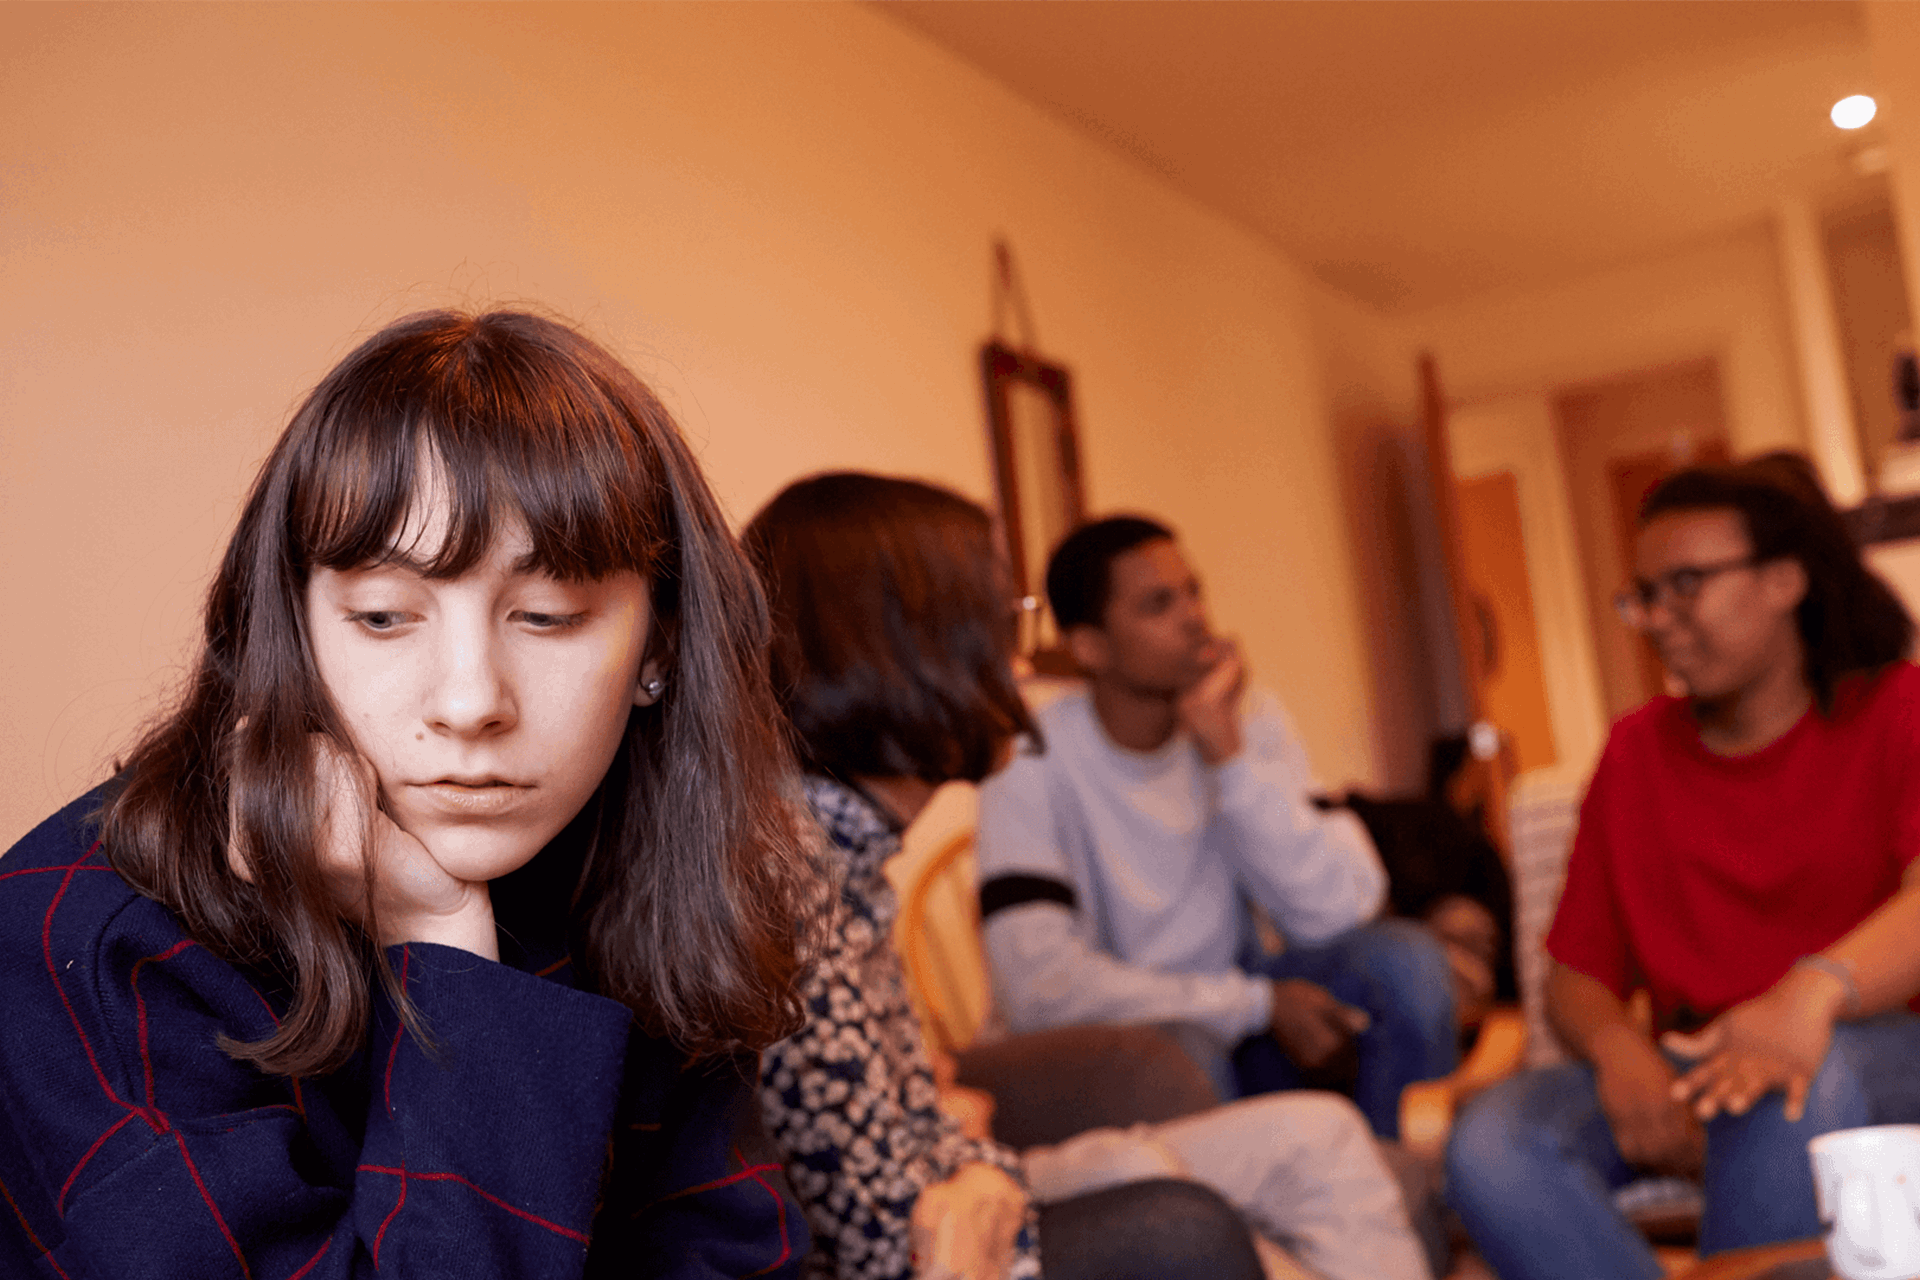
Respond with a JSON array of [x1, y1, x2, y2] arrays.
[[351, 550, 435, 576], [348, 548, 565, 581]]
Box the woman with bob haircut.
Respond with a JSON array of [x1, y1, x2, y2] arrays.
[[746, 471, 1433, 1280], [0, 309, 823, 1278], [1447, 452, 1920, 1279]]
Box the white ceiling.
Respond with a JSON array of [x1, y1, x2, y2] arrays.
[[878, 0, 1885, 313]]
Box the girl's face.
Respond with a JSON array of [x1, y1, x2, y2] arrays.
[[305, 485, 660, 884], [1632, 507, 1805, 701]]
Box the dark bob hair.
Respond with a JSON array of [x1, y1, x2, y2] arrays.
[[1045, 515, 1175, 631], [745, 472, 1038, 787], [1642, 450, 1913, 711], [105, 309, 820, 1074]]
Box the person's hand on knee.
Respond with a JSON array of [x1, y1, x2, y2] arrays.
[[1592, 1025, 1704, 1175], [1665, 961, 1847, 1122], [911, 1162, 1026, 1280], [1268, 978, 1370, 1070]]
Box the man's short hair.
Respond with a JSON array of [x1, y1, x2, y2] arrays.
[[1046, 515, 1175, 631]]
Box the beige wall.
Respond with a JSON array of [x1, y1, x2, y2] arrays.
[[1825, 195, 1914, 480], [0, 2, 1425, 845], [1398, 222, 1807, 462], [1310, 287, 1441, 790], [1868, 1, 1920, 355]]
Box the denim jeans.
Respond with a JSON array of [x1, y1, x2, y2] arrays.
[[1234, 918, 1459, 1139], [1445, 1015, 1920, 1280]]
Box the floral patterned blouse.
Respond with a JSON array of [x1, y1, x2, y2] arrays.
[[760, 776, 1042, 1280]]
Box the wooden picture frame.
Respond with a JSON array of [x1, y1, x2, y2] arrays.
[[981, 341, 1086, 669]]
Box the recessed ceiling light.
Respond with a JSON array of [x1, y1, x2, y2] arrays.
[[1832, 95, 1877, 129]]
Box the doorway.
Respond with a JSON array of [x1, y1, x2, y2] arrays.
[[1554, 358, 1731, 717], [1455, 471, 1557, 776]]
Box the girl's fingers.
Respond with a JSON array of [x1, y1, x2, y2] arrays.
[[1785, 1076, 1810, 1124], [1678, 1053, 1746, 1116], [1682, 1054, 1801, 1121], [1670, 1053, 1722, 1102], [1691, 1073, 1732, 1120], [225, 716, 256, 882], [938, 1206, 974, 1280], [313, 737, 376, 871], [226, 810, 256, 882], [1661, 1023, 1722, 1062], [990, 1202, 1019, 1275], [911, 1221, 950, 1279]]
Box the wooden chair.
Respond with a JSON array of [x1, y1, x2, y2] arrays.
[[1399, 1006, 1528, 1158], [1402, 769, 1574, 1154], [896, 828, 995, 1057]]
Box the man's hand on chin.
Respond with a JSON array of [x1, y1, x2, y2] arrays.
[[1176, 638, 1246, 765]]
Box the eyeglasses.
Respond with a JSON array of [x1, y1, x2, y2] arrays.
[[1613, 556, 1757, 628], [1011, 594, 1044, 657]]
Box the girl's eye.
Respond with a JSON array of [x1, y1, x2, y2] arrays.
[[346, 610, 409, 633], [516, 611, 587, 631]]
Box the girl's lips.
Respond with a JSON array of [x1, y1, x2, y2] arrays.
[[409, 781, 533, 817]]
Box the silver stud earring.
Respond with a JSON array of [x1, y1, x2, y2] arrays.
[[643, 677, 665, 699]]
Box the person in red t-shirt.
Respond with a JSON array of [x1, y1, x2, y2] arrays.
[[1447, 453, 1920, 1279]]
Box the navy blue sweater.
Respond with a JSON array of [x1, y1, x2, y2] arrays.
[[0, 788, 806, 1279]]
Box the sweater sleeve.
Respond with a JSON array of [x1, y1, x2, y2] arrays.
[[1207, 693, 1387, 946], [10, 888, 631, 1280], [976, 751, 1274, 1044], [610, 1041, 810, 1280]]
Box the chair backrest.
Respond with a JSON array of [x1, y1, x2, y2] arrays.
[[1506, 770, 1585, 1068], [896, 829, 994, 1057]]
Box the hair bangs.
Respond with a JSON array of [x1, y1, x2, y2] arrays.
[[288, 316, 671, 584]]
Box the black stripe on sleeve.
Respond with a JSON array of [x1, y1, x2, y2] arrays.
[[979, 874, 1078, 921]]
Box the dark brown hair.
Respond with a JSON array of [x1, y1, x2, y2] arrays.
[[1642, 450, 1913, 711], [744, 472, 1037, 785], [104, 309, 819, 1074], [1045, 515, 1175, 631]]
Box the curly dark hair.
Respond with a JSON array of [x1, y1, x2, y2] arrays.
[[1641, 451, 1913, 711]]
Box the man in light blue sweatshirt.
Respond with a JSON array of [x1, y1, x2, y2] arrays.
[[976, 516, 1457, 1138]]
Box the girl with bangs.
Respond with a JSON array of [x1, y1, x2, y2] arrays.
[[0, 310, 823, 1279]]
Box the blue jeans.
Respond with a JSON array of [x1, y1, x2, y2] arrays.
[[1445, 1016, 1920, 1280], [1234, 918, 1458, 1139]]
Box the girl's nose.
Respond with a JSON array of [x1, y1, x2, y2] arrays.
[[424, 630, 517, 738]]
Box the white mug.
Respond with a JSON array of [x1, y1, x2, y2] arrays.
[[1812, 1125, 1920, 1280]]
